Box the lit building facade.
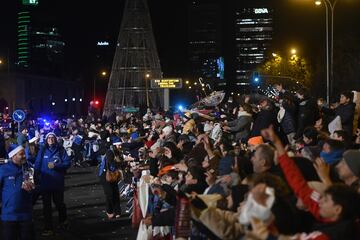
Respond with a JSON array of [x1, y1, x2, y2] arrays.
[[16, 0, 65, 76], [30, 27, 65, 76], [234, 3, 273, 85], [188, 0, 224, 87]]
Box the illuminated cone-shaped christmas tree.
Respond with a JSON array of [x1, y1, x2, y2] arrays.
[[103, 0, 163, 116]]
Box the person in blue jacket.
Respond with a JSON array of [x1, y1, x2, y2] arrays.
[[25, 136, 40, 165], [35, 132, 71, 236], [0, 144, 35, 240], [98, 137, 122, 219]]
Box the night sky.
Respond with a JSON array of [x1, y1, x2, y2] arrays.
[[1, 0, 359, 85]]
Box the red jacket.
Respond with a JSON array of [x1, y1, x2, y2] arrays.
[[278, 153, 331, 240]]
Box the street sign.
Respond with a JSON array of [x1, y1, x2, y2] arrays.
[[12, 109, 26, 123], [123, 107, 139, 113], [151, 79, 182, 89]]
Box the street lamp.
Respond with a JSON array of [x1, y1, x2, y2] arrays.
[[145, 73, 150, 107], [94, 71, 108, 101], [290, 48, 297, 55], [0, 59, 2, 65], [272, 53, 278, 57], [315, 0, 339, 103]]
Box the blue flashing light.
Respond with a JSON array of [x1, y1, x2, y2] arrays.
[[254, 77, 259, 82], [178, 105, 183, 111]]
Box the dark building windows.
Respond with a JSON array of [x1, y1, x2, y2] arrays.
[[188, 1, 224, 87]]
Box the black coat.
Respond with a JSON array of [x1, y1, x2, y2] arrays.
[[280, 101, 297, 134], [315, 218, 360, 240], [323, 103, 355, 136], [295, 98, 319, 139], [335, 103, 355, 135], [251, 107, 277, 137]]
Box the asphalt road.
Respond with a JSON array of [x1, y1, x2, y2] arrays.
[[1, 166, 137, 240]]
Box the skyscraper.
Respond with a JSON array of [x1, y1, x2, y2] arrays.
[[16, 0, 65, 76], [16, 0, 39, 68], [234, 1, 273, 86], [103, 0, 163, 115], [30, 27, 65, 76], [187, 0, 224, 88]]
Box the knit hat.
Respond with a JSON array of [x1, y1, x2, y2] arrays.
[[19, 125, 27, 133], [8, 144, 24, 158], [342, 150, 360, 177], [247, 136, 264, 146], [158, 165, 175, 177], [45, 132, 56, 139], [112, 137, 122, 146], [45, 132, 56, 140]]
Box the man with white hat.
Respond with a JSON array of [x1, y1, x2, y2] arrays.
[[35, 132, 71, 236], [0, 144, 35, 239]]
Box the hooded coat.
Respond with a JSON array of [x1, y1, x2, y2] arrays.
[[35, 143, 70, 192], [0, 161, 33, 221]]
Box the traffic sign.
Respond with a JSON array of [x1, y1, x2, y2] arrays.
[[151, 79, 182, 89], [12, 109, 26, 123]]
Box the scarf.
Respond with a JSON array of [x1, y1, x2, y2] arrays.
[[320, 150, 344, 165]]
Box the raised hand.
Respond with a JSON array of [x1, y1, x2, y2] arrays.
[[313, 157, 332, 186]]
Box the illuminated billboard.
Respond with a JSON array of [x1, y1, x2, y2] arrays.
[[217, 57, 225, 80], [23, 0, 38, 5], [151, 79, 183, 89]]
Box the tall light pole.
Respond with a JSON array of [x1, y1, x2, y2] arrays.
[[315, 0, 330, 104], [145, 73, 150, 107], [328, 0, 339, 98], [315, 0, 339, 103]]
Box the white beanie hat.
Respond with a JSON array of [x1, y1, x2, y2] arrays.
[[162, 126, 173, 136], [8, 145, 24, 158], [45, 132, 56, 140]]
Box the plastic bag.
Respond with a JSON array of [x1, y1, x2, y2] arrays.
[[136, 220, 152, 240]]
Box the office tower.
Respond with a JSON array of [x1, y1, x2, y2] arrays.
[[234, 1, 273, 85], [188, 0, 224, 87]]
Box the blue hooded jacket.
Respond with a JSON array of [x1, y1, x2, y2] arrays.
[[0, 161, 33, 221], [35, 144, 71, 192], [98, 150, 117, 177]]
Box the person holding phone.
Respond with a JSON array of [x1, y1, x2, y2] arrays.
[[35, 132, 71, 236]]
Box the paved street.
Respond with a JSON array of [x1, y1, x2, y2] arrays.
[[13, 167, 136, 240]]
